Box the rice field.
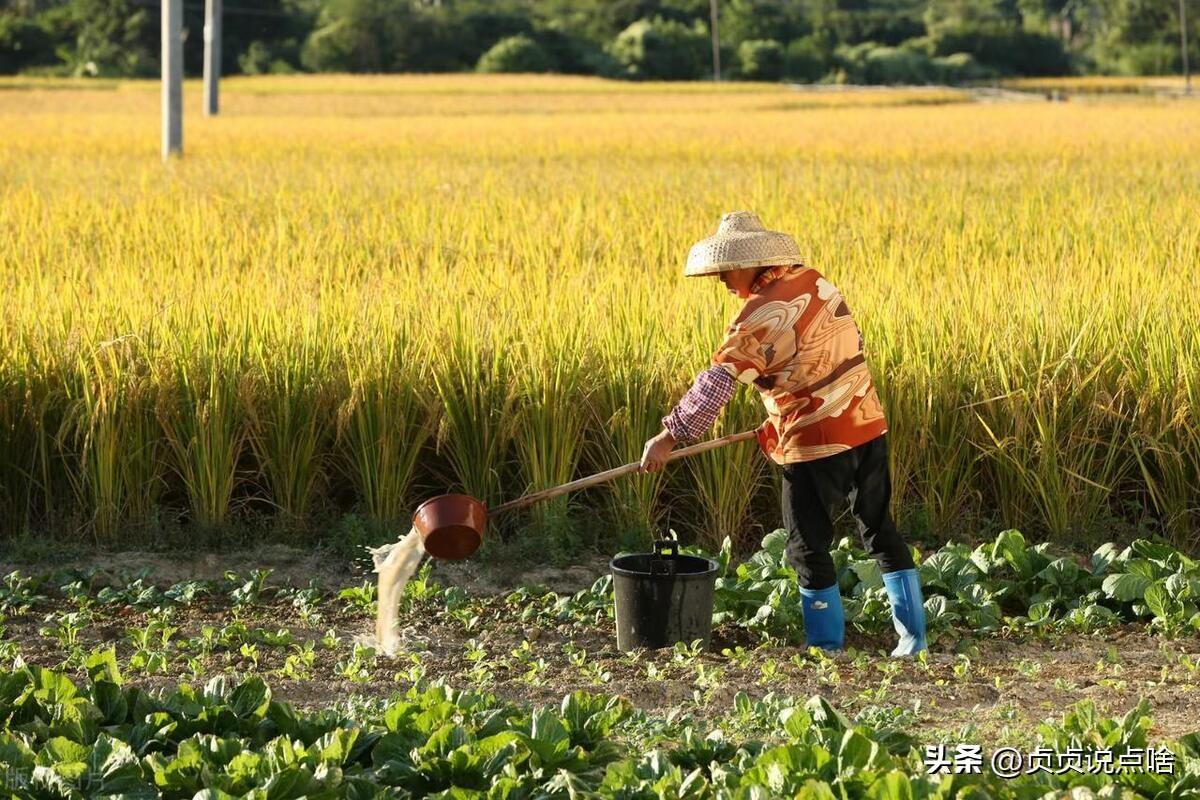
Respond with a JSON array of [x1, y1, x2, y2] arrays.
[[1, 75, 1197, 551]]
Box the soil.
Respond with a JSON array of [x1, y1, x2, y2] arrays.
[[375, 597, 1200, 745], [0, 544, 359, 590], [3, 546, 1198, 747], [430, 551, 614, 596], [0, 543, 613, 597]]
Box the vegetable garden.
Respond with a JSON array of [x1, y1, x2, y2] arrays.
[[4, 529, 1200, 797]]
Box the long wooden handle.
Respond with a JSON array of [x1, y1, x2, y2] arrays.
[[490, 429, 758, 516]]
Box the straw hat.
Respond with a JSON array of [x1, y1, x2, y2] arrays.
[[685, 211, 802, 277]]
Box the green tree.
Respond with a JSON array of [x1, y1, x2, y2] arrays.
[[929, 22, 1070, 73], [238, 40, 296, 75], [533, 23, 622, 76], [0, 8, 56, 73], [214, 0, 317, 76], [1087, 0, 1198, 73], [785, 34, 834, 80], [533, 0, 709, 43], [737, 38, 786, 79], [924, 0, 1021, 34], [61, 0, 156, 77], [861, 43, 938, 81], [608, 16, 708, 79], [452, 8, 535, 68], [721, 0, 811, 47], [932, 50, 993, 80], [0, 0, 1189, 80], [301, 0, 462, 72], [924, 0, 1070, 74], [476, 34, 554, 72]]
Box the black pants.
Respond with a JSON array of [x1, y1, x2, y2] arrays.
[[780, 433, 914, 590]]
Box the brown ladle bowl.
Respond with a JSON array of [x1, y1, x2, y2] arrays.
[[411, 429, 759, 561], [412, 493, 487, 560]]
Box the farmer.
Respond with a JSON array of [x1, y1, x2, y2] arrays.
[[640, 211, 927, 656]]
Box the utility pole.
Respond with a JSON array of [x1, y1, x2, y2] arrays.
[[1182, 0, 1191, 95], [709, 0, 721, 81], [162, 0, 182, 159], [203, 0, 222, 115]]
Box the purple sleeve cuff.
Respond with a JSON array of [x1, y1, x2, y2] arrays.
[[662, 366, 737, 443]]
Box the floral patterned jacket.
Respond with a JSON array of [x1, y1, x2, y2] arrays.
[[662, 264, 887, 465]]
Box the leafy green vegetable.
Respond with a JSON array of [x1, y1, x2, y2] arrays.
[[1, 664, 1196, 799]]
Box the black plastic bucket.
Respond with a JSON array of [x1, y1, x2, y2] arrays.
[[610, 538, 719, 651]]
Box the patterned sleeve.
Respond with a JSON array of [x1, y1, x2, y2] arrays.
[[661, 366, 737, 444], [710, 317, 768, 386]]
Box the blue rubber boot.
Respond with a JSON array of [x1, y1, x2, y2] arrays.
[[882, 568, 927, 656], [799, 583, 845, 651]]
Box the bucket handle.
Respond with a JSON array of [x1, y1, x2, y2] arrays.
[[649, 532, 679, 575], [653, 534, 679, 558]]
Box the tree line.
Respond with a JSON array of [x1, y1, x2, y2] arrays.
[[1, 0, 1195, 83]]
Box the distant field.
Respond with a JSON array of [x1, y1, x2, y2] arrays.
[[998, 75, 1193, 93], [0, 75, 1197, 550], [0, 74, 970, 115]]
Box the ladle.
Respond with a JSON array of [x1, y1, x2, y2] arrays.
[[412, 428, 758, 559]]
